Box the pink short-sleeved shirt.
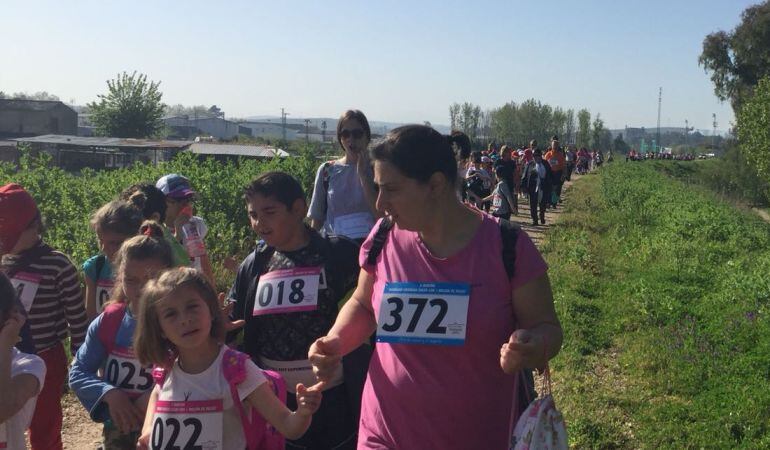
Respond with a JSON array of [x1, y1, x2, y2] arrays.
[[357, 213, 548, 450]]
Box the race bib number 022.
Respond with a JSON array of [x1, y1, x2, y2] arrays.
[[253, 267, 321, 316], [376, 282, 470, 346], [152, 399, 223, 450]]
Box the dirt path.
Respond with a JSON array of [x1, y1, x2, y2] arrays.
[[753, 207, 770, 224], [507, 174, 580, 247]]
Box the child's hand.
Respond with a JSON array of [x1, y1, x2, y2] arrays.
[[104, 389, 143, 434], [0, 310, 25, 349], [133, 390, 152, 416], [295, 381, 324, 417], [217, 293, 245, 332], [136, 431, 150, 450], [500, 329, 542, 374]]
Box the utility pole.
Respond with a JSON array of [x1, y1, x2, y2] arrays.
[[304, 119, 311, 143], [281, 108, 289, 142], [712, 113, 717, 150], [321, 120, 327, 143], [656, 87, 662, 153]]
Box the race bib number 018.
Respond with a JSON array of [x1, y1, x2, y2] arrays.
[[152, 399, 223, 450], [253, 267, 321, 316], [376, 282, 470, 346], [10, 272, 42, 312]]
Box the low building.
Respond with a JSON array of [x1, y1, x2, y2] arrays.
[[0, 99, 78, 138], [164, 116, 246, 140], [13, 134, 192, 171], [185, 142, 289, 163]]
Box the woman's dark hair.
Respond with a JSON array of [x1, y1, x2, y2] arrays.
[[471, 151, 482, 164], [336, 110, 371, 148], [370, 125, 458, 185], [450, 130, 472, 161], [120, 183, 167, 223], [243, 172, 305, 210]]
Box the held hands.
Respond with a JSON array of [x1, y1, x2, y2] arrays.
[[308, 336, 342, 383], [500, 329, 545, 375], [173, 204, 193, 233], [294, 381, 324, 417], [0, 309, 24, 349], [104, 389, 143, 434]]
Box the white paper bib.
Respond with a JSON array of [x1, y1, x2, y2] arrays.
[[252, 267, 321, 316], [376, 282, 470, 346], [0, 422, 7, 449], [10, 272, 41, 312], [104, 347, 153, 397], [152, 399, 223, 450], [96, 279, 114, 314], [332, 212, 374, 239]]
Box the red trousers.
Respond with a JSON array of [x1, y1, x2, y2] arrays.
[[29, 341, 65, 450]]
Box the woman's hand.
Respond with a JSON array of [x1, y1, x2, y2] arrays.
[[308, 336, 342, 383], [500, 329, 544, 374]]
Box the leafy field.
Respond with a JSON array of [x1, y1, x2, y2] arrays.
[[1, 149, 319, 291], [545, 162, 770, 448]]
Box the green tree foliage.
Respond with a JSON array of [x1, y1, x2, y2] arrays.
[[698, 1, 770, 109], [449, 102, 482, 140], [612, 133, 630, 154], [89, 72, 165, 138], [737, 76, 770, 191], [576, 109, 591, 149], [488, 100, 580, 147]]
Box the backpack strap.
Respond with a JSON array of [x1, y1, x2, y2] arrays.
[[498, 218, 520, 279], [365, 217, 394, 267], [94, 254, 107, 282], [96, 302, 127, 356]]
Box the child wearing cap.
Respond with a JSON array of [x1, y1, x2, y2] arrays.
[[0, 183, 88, 450], [155, 174, 215, 287]]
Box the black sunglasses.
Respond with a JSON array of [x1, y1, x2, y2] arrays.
[[340, 129, 365, 139]]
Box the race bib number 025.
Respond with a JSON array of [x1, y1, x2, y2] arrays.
[[376, 282, 470, 346], [253, 267, 321, 316], [104, 347, 153, 396], [152, 399, 223, 450]]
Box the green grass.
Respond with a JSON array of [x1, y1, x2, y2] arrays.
[[544, 162, 770, 448]]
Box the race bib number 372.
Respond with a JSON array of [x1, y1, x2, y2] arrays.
[[376, 282, 470, 346]]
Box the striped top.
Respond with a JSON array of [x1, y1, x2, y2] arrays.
[[2, 241, 88, 353]]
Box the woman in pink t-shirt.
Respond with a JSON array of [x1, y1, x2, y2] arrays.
[[309, 125, 563, 450]]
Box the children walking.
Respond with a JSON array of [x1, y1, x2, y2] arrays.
[[0, 272, 46, 450], [82, 200, 144, 320], [70, 221, 174, 449], [134, 267, 323, 450], [0, 183, 88, 450], [227, 172, 368, 450], [484, 165, 518, 218]]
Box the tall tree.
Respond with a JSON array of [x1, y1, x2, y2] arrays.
[[737, 76, 770, 183], [576, 109, 591, 148], [89, 71, 165, 138], [613, 133, 630, 154], [591, 114, 606, 150], [698, 1, 770, 109], [564, 109, 576, 144], [449, 103, 461, 131]]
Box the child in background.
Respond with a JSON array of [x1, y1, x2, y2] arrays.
[[119, 183, 190, 267], [83, 200, 144, 320], [227, 172, 367, 450], [0, 183, 88, 450], [70, 221, 174, 449], [484, 165, 518, 218], [135, 267, 323, 450], [0, 272, 46, 450], [156, 174, 215, 287]]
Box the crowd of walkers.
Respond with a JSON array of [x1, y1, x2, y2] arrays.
[[1, 110, 575, 450]]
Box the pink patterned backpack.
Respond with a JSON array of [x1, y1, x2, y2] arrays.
[[509, 363, 568, 450]]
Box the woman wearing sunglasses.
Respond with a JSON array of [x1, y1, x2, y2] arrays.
[[308, 109, 381, 243]]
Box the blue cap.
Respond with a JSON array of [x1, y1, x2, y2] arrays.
[[156, 174, 195, 199]]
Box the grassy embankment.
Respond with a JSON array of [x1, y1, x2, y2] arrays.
[[544, 162, 770, 448]]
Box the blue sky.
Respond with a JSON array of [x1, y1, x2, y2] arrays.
[[1, 0, 756, 132]]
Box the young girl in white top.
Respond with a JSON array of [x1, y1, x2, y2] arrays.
[[134, 267, 323, 450], [0, 272, 46, 450]]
